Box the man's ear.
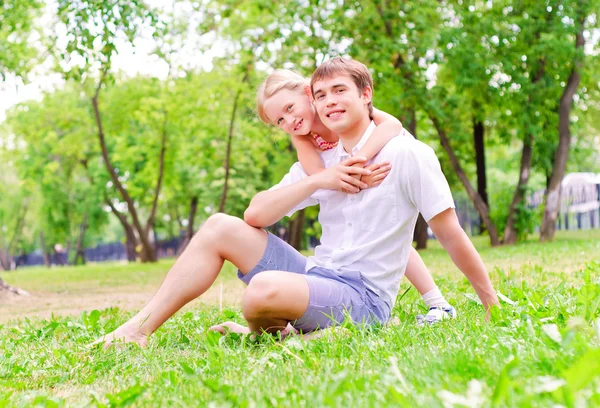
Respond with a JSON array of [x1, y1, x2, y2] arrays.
[[304, 84, 315, 103], [361, 86, 373, 105]]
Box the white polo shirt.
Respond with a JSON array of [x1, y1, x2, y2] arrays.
[[271, 122, 455, 309]]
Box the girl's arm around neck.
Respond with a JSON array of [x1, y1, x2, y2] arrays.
[[292, 134, 325, 175], [354, 107, 403, 161]]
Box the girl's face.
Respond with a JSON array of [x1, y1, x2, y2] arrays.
[[263, 86, 316, 137]]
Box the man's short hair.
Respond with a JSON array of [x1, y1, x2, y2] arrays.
[[311, 57, 374, 117]]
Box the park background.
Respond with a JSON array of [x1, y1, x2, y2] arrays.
[[1, 1, 600, 407]]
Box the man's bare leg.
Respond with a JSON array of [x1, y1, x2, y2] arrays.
[[95, 213, 271, 346], [211, 270, 311, 337], [242, 271, 310, 334]]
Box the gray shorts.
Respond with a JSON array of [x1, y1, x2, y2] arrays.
[[237, 232, 390, 333]]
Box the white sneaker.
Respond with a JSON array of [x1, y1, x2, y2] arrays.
[[416, 306, 457, 325]]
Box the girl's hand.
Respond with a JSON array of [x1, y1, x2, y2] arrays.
[[361, 161, 391, 189], [312, 156, 370, 193]]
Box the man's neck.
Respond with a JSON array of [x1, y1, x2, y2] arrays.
[[338, 115, 372, 154]]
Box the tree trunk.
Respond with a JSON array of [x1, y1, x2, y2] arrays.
[[141, 110, 169, 263], [404, 109, 417, 136], [404, 110, 428, 249], [473, 118, 488, 206], [91, 77, 158, 262], [429, 115, 501, 246], [39, 232, 51, 267], [0, 251, 11, 271], [540, 24, 585, 241], [177, 196, 199, 256], [287, 209, 306, 251], [473, 118, 487, 235], [503, 133, 533, 244], [105, 197, 138, 262], [72, 214, 89, 265], [219, 71, 249, 213], [124, 225, 138, 262], [504, 55, 546, 244]]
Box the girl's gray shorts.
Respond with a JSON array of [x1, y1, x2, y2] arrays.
[[237, 232, 390, 333]]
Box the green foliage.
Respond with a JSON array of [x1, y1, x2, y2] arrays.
[[0, 0, 44, 79]]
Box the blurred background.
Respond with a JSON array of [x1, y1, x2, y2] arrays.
[[0, 0, 599, 272]]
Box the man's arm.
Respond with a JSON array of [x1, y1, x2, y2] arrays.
[[244, 176, 320, 228], [428, 208, 499, 311], [399, 140, 498, 312], [244, 156, 370, 228]]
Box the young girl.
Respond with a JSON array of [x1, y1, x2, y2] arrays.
[[256, 69, 455, 324]]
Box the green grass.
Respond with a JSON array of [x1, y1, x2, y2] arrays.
[[2, 259, 175, 293], [1, 230, 600, 407], [1, 259, 238, 294]]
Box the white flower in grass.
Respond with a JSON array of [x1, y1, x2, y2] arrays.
[[567, 316, 587, 330], [594, 318, 600, 341], [528, 376, 566, 394], [497, 292, 517, 306], [542, 324, 562, 344], [438, 379, 484, 408]]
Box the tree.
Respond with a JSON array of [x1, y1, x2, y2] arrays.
[[54, 1, 166, 262], [5, 85, 108, 266], [540, 2, 598, 240]]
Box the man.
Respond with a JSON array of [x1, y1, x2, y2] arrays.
[[96, 57, 497, 347]]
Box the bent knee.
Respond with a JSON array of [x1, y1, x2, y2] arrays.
[[203, 213, 238, 232], [196, 213, 246, 241], [242, 272, 279, 319]]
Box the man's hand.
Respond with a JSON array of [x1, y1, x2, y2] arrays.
[[362, 161, 391, 189], [312, 156, 371, 193]]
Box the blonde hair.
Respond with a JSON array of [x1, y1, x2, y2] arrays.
[[256, 69, 309, 124], [311, 57, 374, 117]]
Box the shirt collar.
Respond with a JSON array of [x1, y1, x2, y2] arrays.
[[338, 121, 377, 160]]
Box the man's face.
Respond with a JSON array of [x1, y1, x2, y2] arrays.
[[311, 74, 372, 133]]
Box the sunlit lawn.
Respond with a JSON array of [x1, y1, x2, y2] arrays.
[[1, 229, 599, 407]]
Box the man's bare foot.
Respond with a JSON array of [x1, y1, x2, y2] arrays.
[[91, 323, 149, 349], [208, 321, 251, 335]]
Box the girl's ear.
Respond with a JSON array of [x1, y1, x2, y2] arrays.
[[304, 84, 314, 103]]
